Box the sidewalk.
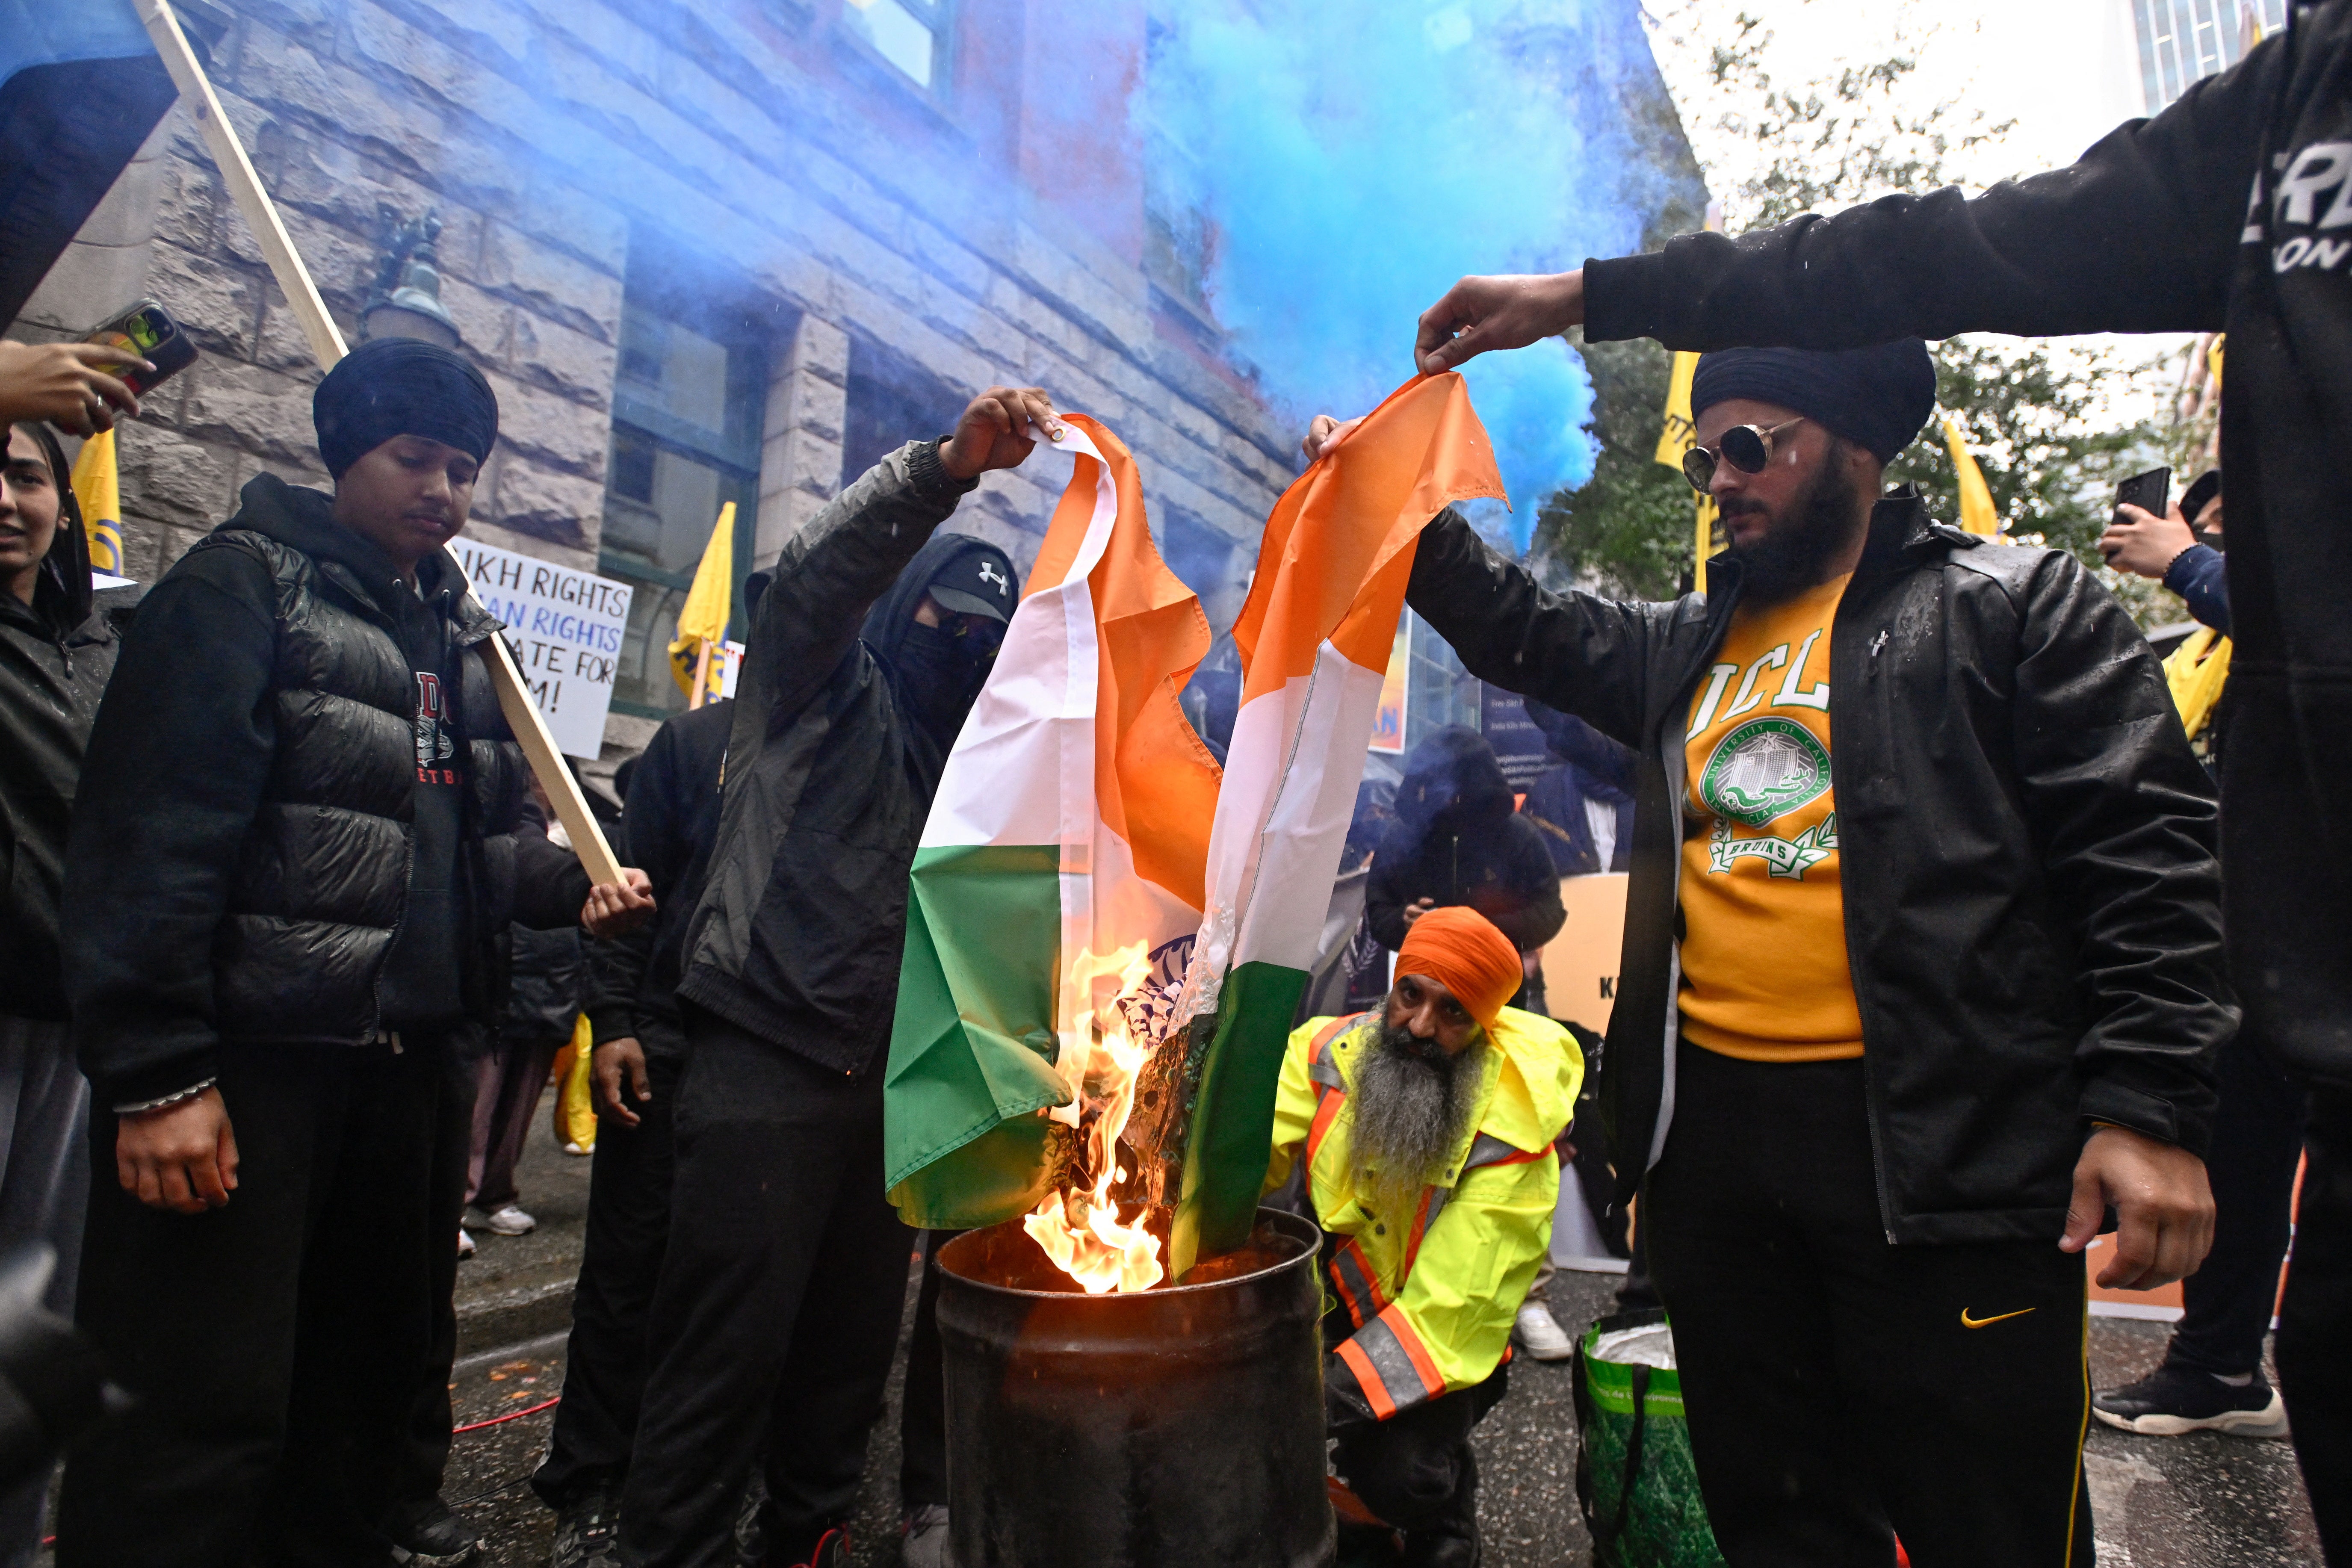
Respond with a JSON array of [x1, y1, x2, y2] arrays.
[[448, 1094, 2324, 1566], [455, 1087, 597, 1356]]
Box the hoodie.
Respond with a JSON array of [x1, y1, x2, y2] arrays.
[[1366, 725, 1565, 954], [0, 425, 118, 1020]]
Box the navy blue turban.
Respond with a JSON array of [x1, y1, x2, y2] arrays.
[[1690, 340, 1937, 464], [313, 337, 499, 478]]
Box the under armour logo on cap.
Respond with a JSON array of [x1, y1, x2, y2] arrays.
[[926, 544, 1016, 624]]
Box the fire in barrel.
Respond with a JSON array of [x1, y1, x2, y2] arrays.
[[884, 387, 1507, 1566]]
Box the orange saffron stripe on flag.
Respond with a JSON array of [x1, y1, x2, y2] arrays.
[[1016, 413, 1221, 912], [1380, 1306, 1447, 1400], [1336, 1337, 1399, 1420], [1231, 373, 1504, 703]]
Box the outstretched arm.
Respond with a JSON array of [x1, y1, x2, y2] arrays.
[[735, 387, 1059, 735], [1414, 34, 2275, 370]]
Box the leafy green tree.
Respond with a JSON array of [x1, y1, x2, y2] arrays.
[[1539, 10, 2181, 621]]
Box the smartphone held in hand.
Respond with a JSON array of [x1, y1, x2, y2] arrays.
[[85, 299, 198, 395]]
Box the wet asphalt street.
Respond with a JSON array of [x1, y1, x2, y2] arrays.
[[442, 1250, 2323, 1567]]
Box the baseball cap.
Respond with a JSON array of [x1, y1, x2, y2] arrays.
[[927, 543, 1016, 624]]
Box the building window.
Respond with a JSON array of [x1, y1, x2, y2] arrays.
[[843, 0, 946, 89], [599, 281, 773, 721], [2133, 0, 2287, 112], [1405, 610, 1480, 754], [842, 334, 967, 490]]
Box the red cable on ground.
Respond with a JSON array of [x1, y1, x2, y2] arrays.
[[453, 1395, 559, 1434]]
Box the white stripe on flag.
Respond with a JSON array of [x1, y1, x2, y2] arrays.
[[1188, 639, 1386, 1010]]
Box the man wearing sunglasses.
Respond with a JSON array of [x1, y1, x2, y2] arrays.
[[1309, 340, 2231, 1565]]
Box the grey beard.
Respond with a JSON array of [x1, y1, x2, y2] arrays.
[[1348, 1020, 1486, 1207]]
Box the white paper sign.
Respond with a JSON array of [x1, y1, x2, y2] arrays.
[[451, 537, 632, 760]]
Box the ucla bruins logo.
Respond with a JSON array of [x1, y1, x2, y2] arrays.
[[1699, 717, 1831, 828]]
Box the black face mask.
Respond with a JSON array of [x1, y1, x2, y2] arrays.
[[894, 621, 995, 741]]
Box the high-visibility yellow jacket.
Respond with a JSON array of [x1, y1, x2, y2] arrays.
[[1265, 1007, 1582, 1419]]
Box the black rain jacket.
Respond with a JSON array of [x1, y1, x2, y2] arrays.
[[677, 440, 984, 1077], [1580, 3, 2352, 1088], [587, 697, 733, 1059], [1407, 498, 2235, 1246], [0, 426, 117, 1021]]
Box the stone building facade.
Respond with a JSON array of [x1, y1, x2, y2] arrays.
[[11, 0, 1700, 766]]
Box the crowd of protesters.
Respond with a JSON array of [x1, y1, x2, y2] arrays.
[[0, 11, 2349, 1566]]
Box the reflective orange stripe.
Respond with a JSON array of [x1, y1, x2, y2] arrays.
[[1327, 1236, 1386, 1328], [1380, 1306, 1446, 1401], [1306, 1090, 1344, 1167], [1335, 1337, 1398, 1420], [1402, 1188, 1436, 1276]]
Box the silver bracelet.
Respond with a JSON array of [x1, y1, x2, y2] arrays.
[[115, 1078, 219, 1116]]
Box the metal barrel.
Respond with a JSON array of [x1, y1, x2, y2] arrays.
[[935, 1206, 1334, 1568]]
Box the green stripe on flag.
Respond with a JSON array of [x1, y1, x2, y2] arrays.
[[884, 843, 1068, 1228], [1170, 959, 1309, 1277]]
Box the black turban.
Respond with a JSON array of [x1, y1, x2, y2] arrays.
[[313, 337, 499, 478], [1690, 340, 1936, 464]]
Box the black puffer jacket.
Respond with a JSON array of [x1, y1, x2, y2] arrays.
[[64, 473, 589, 1104], [1408, 497, 2235, 1246], [0, 425, 117, 1021], [1366, 726, 1564, 953], [679, 440, 984, 1076]]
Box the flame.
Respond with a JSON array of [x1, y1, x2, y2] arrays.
[[1022, 942, 1166, 1294]]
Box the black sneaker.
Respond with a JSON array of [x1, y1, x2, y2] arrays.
[[384, 1494, 482, 1567], [2093, 1361, 2290, 1438], [549, 1484, 622, 1568]]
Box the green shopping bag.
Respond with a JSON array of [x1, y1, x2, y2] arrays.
[[1571, 1309, 1726, 1568]]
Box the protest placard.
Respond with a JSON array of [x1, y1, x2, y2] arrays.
[[451, 537, 632, 760]]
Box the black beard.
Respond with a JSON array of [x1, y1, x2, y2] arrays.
[[1721, 450, 1867, 605], [1349, 1020, 1485, 1204]]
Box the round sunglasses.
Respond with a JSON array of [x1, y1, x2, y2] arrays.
[[1681, 415, 1808, 490]]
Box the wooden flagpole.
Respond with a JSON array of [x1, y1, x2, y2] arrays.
[[136, 0, 625, 888], [688, 642, 712, 710]]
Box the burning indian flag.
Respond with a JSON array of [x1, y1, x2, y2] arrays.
[[886, 379, 1501, 1291], [1170, 373, 1504, 1276], [884, 415, 1220, 1292]]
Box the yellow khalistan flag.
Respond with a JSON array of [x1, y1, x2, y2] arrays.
[[667, 501, 735, 704], [70, 428, 126, 574], [1655, 351, 1720, 594], [1941, 416, 2001, 537]]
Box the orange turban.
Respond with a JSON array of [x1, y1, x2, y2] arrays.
[[1394, 906, 1521, 1029]]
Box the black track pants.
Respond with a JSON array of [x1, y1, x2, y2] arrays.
[[2165, 1032, 2303, 1376], [58, 1040, 444, 1568], [400, 1048, 479, 1511], [535, 1039, 683, 1507], [1644, 1047, 2093, 1568], [615, 1012, 914, 1568], [2277, 1088, 2352, 1564], [898, 1228, 961, 1511], [1333, 1366, 1507, 1536]]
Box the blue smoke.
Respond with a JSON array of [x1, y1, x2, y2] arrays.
[[1146, 0, 1665, 548]]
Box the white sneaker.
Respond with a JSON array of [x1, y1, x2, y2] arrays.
[[457, 1227, 475, 1259], [902, 1503, 950, 1568], [1515, 1302, 1574, 1361], [473, 1203, 536, 1237]]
